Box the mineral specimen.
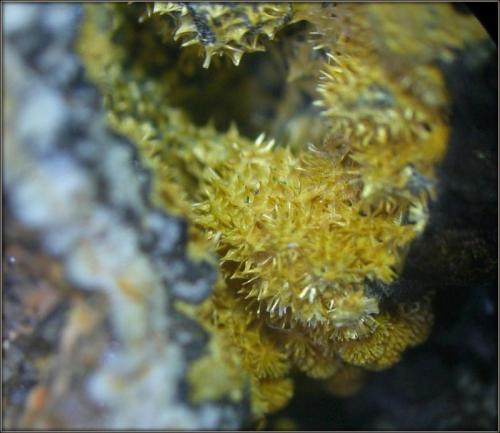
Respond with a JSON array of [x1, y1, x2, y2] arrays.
[[4, 2, 496, 430], [74, 1, 490, 423]]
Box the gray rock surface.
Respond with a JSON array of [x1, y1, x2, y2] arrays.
[[4, 3, 244, 429]]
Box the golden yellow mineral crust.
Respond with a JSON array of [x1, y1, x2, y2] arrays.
[[77, 2, 488, 421]]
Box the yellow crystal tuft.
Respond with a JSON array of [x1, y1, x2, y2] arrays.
[[76, 2, 488, 422]]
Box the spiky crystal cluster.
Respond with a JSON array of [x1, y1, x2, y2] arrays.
[[77, 2, 488, 422], [140, 2, 294, 68]]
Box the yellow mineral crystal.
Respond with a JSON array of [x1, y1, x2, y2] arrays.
[[76, 2, 488, 422], [140, 2, 295, 68]]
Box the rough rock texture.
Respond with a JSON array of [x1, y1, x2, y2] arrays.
[[3, 3, 245, 429]]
